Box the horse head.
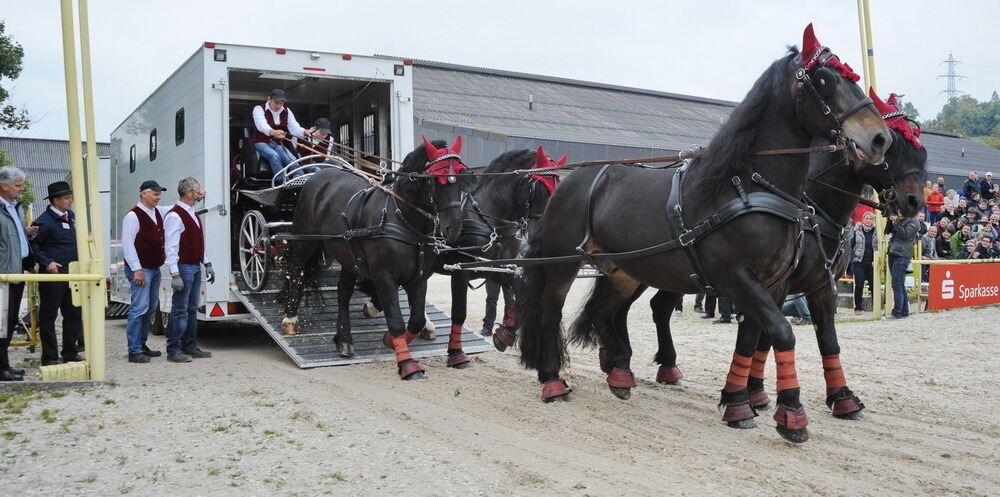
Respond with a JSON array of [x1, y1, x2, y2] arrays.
[[859, 88, 927, 217], [524, 146, 566, 219], [421, 136, 474, 242], [795, 23, 890, 165]]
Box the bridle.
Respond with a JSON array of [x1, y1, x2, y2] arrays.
[[794, 46, 875, 147]]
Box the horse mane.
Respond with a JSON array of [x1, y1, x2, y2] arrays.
[[399, 139, 448, 173], [685, 49, 798, 199], [484, 149, 535, 173], [477, 149, 537, 217]]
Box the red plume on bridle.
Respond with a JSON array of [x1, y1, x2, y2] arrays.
[[869, 88, 922, 148], [421, 135, 467, 184], [530, 145, 567, 194], [800, 23, 861, 82]]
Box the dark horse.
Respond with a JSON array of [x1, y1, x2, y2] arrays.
[[362, 146, 564, 366], [280, 137, 474, 380], [515, 25, 891, 443], [571, 88, 927, 428]]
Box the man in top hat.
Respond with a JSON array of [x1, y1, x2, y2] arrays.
[[121, 180, 170, 363], [29, 181, 85, 366], [0, 166, 37, 381], [250, 89, 316, 182]]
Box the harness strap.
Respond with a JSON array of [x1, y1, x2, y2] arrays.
[[665, 167, 715, 294]]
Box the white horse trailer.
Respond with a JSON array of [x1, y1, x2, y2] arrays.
[[108, 43, 489, 366]]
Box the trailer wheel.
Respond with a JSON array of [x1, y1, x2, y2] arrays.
[[239, 210, 270, 292]]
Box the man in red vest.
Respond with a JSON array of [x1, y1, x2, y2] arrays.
[[164, 177, 215, 362], [121, 180, 170, 364], [251, 89, 315, 182]]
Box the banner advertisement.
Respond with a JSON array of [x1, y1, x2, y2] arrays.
[[927, 263, 1000, 310]]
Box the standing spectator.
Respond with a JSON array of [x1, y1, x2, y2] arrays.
[[925, 184, 944, 225], [885, 214, 919, 319], [693, 293, 705, 314], [936, 176, 947, 191], [0, 166, 37, 381], [782, 294, 812, 325], [981, 172, 995, 201], [122, 180, 169, 364], [851, 211, 878, 315], [919, 225, 939, 281], [936, 227, 954, 259], [164, 177, 215, 363], [481, 279, 513, 337], [30, 181, 84, 366], [963, 171, 980, 200]]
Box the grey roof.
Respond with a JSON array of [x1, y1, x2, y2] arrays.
[[412, 61, 1000, 179], [412, 61, 736, 152], [0, 137, 110, 216], [917, 130, 1000, 179]]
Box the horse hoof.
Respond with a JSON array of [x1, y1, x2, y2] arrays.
[[493, 334, 508, 352], [362, 301, 382, 318], [418, 328, 436, 341], [399, 360, 425, 380], [544, 394, 569, 403], [447, 352, 471, 369], [775, 424, 810, 443], [727, 418, 757, 429], [834, 410, 864, 420], [450, 360, 471, 369], [404, 371, 426, 380], [281, 322, 297, 335], [608, 386, 631, 400], [541, 379, 572, 402], [339, 344, 355, 358]]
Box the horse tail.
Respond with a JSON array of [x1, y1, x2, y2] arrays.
[[567, 275, 616, 348], [516, 231, 570, 374]]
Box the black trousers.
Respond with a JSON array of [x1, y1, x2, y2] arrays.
[[38, 281, 83, 361], [483, 279, 514, 328], [852, 261, 874, 311], [0, 282, 25, 370]]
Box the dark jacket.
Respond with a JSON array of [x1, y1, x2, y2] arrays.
[[935, 236, 953, 259], [963, 178, 980, 200], [29, 207, 77, 273], [886, 217, 920, 258], [980, 179, 995, 200]]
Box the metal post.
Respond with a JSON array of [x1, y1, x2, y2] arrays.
[[856, 0, 871, 90], [77, 0, 106, 380], [861, 0, 878, 94]]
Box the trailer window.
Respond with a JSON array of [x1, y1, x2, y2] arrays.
[[175, 108, 185, 145], [362, 113, 376, 155], [149, 129, 157, 161], [338, 123, 351, 150], [129, 145, 136, 173]]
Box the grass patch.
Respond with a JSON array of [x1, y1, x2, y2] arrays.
[[50, 392, 66, 398], [213, 426, 228, 432], [328, 473, 346, 482], [2, 431, 18, 441], [103, 399, 116, 405], [262, 430, 280, 437], [38, 409, 59, 423]]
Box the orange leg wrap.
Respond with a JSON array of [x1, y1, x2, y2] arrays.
[[822, 354, 847, 394], [724, 353, 752, 392], [393, 336, 413, 363], [774, 349, 799, 392], [503, 308, 515, 327], [750, 350, 768, 380], [449, 324, 463, 350]]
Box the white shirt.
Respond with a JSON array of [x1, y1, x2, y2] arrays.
[[252, 102, 306, 140], [49, 206, 68, 219], [121, 203, 170, 271], [164, 202, 209, 274]]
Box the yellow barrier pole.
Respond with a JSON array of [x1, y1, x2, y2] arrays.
[[77, 0, 106, 381], [59, 0, 97, 380], [856, 0, 872, 90], [861, 0, 878, 94]]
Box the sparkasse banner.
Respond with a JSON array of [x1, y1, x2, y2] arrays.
[[928, 263, 1000, 310]]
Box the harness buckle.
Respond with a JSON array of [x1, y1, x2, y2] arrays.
[[679, 229, 698, 247]]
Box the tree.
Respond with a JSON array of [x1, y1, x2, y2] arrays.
[[899, 101, 920, 121], [0, 20, 29, 131]]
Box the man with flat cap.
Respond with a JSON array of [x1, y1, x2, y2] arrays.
[[30, 181, 84, 365], [121, 180, 170, 363], [251, 89, 316, 182]]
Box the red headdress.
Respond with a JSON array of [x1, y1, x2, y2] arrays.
[[869, 88, 922, 148], [800, 23, 861, 82], [422, 136, 468, 184], [530, 146, 567, 194]]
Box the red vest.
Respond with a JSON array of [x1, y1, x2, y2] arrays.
[[131, 206, 165, 269], [169, 204, 205, 265], [250, 104, 289, 143]]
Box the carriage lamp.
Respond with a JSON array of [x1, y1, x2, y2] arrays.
[[394, 64, 405, 76]]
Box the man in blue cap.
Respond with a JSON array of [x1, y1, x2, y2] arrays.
[[121, 180, 169, 363], [250, 89, 316, 182], [30, 181, 85, 366]]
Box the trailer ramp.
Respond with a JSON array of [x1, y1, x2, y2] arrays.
[[232, 270, 493, 368]]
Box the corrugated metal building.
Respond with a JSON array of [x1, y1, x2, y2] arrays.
[[0, 137, 110, 216], [411, 60, 1000, 189]]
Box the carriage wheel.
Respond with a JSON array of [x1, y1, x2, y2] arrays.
[[239, 210, 271, 292]]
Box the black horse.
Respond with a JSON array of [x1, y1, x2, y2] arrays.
[[280, 137, 474, 380], [515, 25, 891, 443], [573, 88, 927, 428], [362, 146, 563, 366]]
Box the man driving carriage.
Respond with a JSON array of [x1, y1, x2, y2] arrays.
[[250, 89, 317, 182]]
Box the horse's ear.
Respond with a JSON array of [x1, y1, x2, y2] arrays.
[[887, 93, 899, 107], [869, 88, 895, 116], [535, 146, 548, 168], [449, 135, 463, 154], [555, 153, 568, 166], [801, 23, 820, 65], [422, 136, 441, 159]]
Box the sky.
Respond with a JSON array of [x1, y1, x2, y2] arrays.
[[0, 0, 996, 141]]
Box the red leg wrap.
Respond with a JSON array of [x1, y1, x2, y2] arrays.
[[749, 388, 771, 409], [822, 354, 848, 395], [606, 368, 637, 388], [725, 353, 753, 392], [494, 325, 516, 348], [383, 329, 418, 348], [656, 366, 684, 384], [774, 349, 800, 392], [773, 405, 809, 430], [503, 308, 515, 327], [750, 350, 768, 380], [598, 347, 610, 373], [446, 351, 470, 368], [722, 401, 757, 423], [541, 379, 571, 400], [448, 324, 463, 350], [398, 360, 424, 379]]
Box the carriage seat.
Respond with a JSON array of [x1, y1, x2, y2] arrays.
[[238, 128, 302, 183]]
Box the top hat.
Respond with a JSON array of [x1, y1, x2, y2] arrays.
[[45, 181, 73, 199]]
